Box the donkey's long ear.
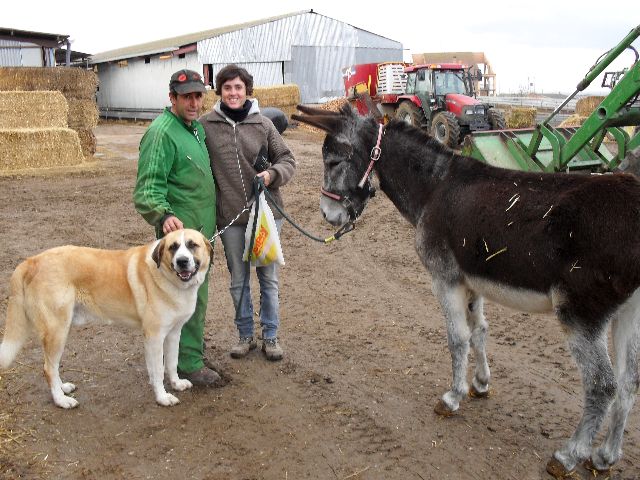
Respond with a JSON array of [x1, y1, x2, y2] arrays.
[[295, 104, 341, 117], [292, 111, 343, 135]]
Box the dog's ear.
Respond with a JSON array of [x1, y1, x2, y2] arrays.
[[152, 238, 165, 269], [205, 237, 214, 265]]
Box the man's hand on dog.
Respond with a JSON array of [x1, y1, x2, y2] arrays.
[[163, 215, 184, 234]]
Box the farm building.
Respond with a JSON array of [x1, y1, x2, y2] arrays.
[[89, 10, 403, 119], [411, 52, 497, 96], [0, 27, 90, 67]]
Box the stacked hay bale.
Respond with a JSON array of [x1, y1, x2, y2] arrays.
[[0, 67, 99, 157], [0, 90, 83, 171], [559, 96, 605, 128], [200, 84, 301, 120], [505, 107, 537, 128], [576, 96, 605, 116], [558, 114, 585, 128]]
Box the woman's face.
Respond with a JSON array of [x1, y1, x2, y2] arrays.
[[221, 76, 247, 109]]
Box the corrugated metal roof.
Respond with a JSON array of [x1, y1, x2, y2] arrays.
[[0, 27, 69, 47], [89, 10, 311, 64]]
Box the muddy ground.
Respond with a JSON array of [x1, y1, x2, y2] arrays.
[[0, 123, 638, 480]]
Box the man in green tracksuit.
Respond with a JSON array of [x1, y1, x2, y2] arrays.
[[133, 69, 219, 386]]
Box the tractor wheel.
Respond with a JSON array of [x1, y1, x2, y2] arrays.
[[430, 111, 460, 148], [395, 102, 426, 129], [488, 108, 506, 130]]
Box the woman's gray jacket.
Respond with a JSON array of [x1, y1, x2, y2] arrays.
[[199, 99, 296, 228]]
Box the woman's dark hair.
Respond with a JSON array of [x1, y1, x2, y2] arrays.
[[214, 64, 254, 96]]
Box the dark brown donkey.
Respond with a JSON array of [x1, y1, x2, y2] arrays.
[[293, 103, 640, 478]]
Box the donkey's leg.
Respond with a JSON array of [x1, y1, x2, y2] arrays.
[[550, 322, 616, 474], [467, 293, 490, 397], [432, 279, 472, 414], [591, 298, 640, 470]]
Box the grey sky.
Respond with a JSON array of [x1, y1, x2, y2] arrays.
[[3, 0, 638, 94]]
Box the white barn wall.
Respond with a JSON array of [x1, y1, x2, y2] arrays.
[[93, 11, 402, 114], [0, 40, 44, 66], [96, 51, 200, 114], [198, 13, 402, 103]]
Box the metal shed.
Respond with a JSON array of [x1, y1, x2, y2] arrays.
[[0, 27, 74, 67], [89, 10, 402, 119]]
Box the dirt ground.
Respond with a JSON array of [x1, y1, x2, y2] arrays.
[[0, 122, 638, 480]]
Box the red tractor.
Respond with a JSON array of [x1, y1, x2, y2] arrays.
[[343, 62, 506, 148]]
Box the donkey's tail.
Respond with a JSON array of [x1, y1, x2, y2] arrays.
[[0, 262, 31, 369]]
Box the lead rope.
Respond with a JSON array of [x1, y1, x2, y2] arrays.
[[210, 178, 355, 244], [227, 177, 354, 341]]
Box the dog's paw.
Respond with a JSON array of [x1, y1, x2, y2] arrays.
[[171, 378, 192, 391], [61, 382, 77, 394], [55, 395, 79, 409], [156, 392, 180, 407]]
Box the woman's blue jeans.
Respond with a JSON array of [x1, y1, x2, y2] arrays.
[[220, 219, 282, 340]]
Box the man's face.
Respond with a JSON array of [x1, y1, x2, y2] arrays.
[[221, 76, 247, 109], [170, 91, 204, 124]]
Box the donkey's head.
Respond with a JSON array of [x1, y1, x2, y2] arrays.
[[292, 104, 380, 226]]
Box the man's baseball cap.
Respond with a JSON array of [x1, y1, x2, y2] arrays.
[[169, 69, 206, 95]]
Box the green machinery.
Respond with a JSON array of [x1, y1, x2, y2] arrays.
[[462, 25, 640, 172]]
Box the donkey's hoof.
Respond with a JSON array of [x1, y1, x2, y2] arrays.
[[468, 385, 489, 398], [434, 399, 456, 417], [546, 458, 573, 479], [583, 458, 612, 475]]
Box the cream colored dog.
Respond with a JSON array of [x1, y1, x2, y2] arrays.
[[0, 229, 213, 409]]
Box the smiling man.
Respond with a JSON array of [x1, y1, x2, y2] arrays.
[[133, 69, 220, 386]]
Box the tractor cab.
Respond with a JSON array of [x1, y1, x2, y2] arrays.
[[400, 64, 505, 146]]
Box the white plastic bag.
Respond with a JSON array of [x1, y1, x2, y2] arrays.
[[242, 192, 285, 266]]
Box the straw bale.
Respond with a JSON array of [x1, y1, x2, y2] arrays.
[[0, 67, 98, 99], [253, 85, 300, 109], [199, 84, 301, 118], [200, 90, 219, 116], [0, 90, 68, 128], [506, 107, 537, 128], [575, 96, 605, 116], [558, 114, 587, 128], [67, 98, 99, 129], [75, 127, 97, 157], [0, 128, 84, 171]]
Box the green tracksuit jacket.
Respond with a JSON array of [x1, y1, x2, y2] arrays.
[[134, 108, 216, 373]]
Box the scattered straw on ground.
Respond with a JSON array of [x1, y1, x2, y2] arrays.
[[0, 91, 68, 129]]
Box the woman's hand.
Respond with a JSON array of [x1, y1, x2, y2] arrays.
[[256, 170, 271, 187]]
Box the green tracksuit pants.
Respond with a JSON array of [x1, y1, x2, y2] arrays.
[[178, 273, 209, 373]]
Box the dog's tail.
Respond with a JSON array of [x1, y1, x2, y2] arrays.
[[0, 262, 31, 369]]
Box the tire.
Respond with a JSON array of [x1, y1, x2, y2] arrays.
[[262, 107, 288, 134], [430, 111, 460, 148], [395, 102, 427, 129], [488, 108, 506, 130]]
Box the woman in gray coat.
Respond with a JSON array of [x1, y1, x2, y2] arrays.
[[200, 64, 296, 361]]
